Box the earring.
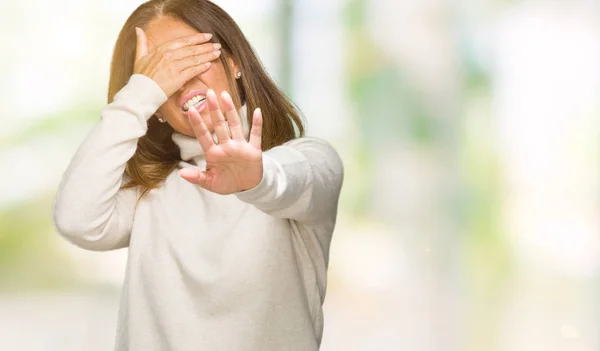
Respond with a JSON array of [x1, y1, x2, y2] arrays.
[[236, 72, 242, 79], [157, 115, 166, 123]]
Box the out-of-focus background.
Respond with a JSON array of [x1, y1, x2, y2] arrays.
[[1, 0, 599, 350]]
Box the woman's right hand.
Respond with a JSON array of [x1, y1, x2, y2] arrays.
[[133, 27, 221, 97]]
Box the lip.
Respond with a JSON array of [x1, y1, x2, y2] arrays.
[[186, 99, 208, 114], [180, 89, 207, 111]]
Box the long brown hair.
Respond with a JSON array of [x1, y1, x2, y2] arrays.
[[107, 0, 305, 198]]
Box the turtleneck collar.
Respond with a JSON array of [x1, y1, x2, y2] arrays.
[[171, 104, 250, 163]]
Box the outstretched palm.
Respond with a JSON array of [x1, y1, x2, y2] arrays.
[[179, 89, 263, 195]]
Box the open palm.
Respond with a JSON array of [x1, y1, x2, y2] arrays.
[[179, 89, 263, 195]]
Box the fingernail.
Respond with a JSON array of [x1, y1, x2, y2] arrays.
[[213, 50, 221, 57], [213, 43, 221, 50], [205, 62, 212, 68], [204, 33, 213, 40]]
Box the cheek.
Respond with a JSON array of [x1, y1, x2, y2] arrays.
[[200, 65, 230, 91], [164, 97, 181, 113]]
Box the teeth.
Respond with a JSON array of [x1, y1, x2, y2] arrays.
[[183, 94, 206, 111]]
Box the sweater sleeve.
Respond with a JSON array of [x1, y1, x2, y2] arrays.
[[52, 74, 168, 251], [235, 137, 344, 225]]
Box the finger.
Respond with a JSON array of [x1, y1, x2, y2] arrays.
[[174, 49, 221, 74], [221, 90, 245, 141], [135, 27, 148, 61], [179, 168, 210, 189], [207, 89, 231, 143], [166, 42, 221, 63], [187, 104, 215, 152], [249, 108, 263, 150], [146, 32, 213, 73], [178, 61, 213, 86], [147, 37, 157, 53], [159, 32, 213, 53]]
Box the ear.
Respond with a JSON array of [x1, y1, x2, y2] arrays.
[[225, 57, 240, 78]]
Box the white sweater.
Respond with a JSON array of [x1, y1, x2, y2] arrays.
[[52, 74, 344, 351]]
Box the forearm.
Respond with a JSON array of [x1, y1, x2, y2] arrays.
[[52, 74, 167, 250], [235, 137, 344, 224]]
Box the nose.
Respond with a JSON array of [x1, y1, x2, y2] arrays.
[[179, 77, 196, 93]]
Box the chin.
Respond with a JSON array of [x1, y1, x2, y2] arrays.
[[171, 115, 214, 137], [168, 121, 194, 137]]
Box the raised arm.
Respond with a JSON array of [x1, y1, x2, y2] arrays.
[[52, 74, 167, 251], [177, 89, 344, 225], [236, 137, 344, 225], [53, 27, 220, 250]]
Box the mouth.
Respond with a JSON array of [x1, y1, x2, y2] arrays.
[[180, 89, 208, 112], [182, 94, 207, 113]]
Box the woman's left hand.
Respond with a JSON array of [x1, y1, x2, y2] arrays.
[[179, 89, 263, 195]]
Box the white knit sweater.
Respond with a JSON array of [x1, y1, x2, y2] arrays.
[[52, 74, 344, 351]]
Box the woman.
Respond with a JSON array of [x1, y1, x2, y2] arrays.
[[52, 0, 343, 350]]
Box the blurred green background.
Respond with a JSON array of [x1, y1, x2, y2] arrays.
[[1, 0, 599, 350]]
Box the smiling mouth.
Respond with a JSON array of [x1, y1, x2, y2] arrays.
[[182, 94, 207, 112]]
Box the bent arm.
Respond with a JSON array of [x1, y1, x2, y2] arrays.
[[52, 74, 167, 251], [235, 137, 344, 225]]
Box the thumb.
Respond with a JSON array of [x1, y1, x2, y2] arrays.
[[135, 27, 148, 61], [179, 168, 210, 189]]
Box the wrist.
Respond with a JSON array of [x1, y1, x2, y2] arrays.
[[240, 159, 264, 192]]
